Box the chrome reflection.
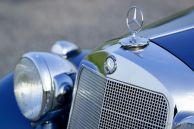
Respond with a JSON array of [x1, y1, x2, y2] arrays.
[[51, 40, 79, 58], [14, 52, 77, 121]]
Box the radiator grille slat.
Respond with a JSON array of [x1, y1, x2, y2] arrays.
[[68, 67, 169, 129], [68, 68, 106, 129]]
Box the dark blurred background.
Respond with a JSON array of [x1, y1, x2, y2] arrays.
[[0, 0, 193, 77]]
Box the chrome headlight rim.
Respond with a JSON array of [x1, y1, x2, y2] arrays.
[[14, 52, 77, 122], [14, 53, 54, 121], [24, 53, 54, 118]]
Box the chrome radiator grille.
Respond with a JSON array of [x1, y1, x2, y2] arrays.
[[68, 67, 169, 129], [99, 80, 168, 129]]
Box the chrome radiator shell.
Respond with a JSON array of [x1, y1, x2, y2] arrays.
[[67, 66, 169, 129]]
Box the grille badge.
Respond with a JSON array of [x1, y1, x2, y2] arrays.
[[104, 55, 117, 74]]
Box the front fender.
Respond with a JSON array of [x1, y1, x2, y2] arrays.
[[0, 73, 32, 129]]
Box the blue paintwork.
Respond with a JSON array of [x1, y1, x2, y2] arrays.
[[68, 49, 91, 68], [151, 28, 194, 71], [0, 73, 32, 129]]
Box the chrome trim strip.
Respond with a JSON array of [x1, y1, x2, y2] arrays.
[[150, 25, 194, 39]]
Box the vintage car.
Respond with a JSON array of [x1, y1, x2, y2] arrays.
[[0, 5, 194, 129]]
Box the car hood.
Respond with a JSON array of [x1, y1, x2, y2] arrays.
[[87, 6, 194, 112]]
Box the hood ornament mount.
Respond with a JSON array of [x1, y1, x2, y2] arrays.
[[119, 6, 149, 51]]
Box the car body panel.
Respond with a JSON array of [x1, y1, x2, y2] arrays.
[[0, 73, 32, 129], [85, 6, 194, 113], [151, 28, 194, 71], [140, 6, 194, 39], [68, 49, 91, 68]]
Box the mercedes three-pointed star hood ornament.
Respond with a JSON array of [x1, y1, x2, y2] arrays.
[[119, 6, 149, 51]]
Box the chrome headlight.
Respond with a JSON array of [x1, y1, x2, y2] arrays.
[[14, 52, 76, 121]]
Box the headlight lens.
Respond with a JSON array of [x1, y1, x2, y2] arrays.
[[14, 52, 77, 122], [14, 58, 43, 121]]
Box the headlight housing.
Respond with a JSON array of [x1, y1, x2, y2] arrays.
[[14, 52, 76, 121]]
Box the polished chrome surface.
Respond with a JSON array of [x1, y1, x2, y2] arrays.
[[120, 6, 149, 50], [68, 66, 169, 129], [126, 6, 143, 34], [53, 73, 73, 104], [68, 66, 106, 129], [51, 40, 79, 58], [14, 52, 77, 121], [119, 36, 149, 50], [99, 79, 169, 129], [104, 55, 117, 74]]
